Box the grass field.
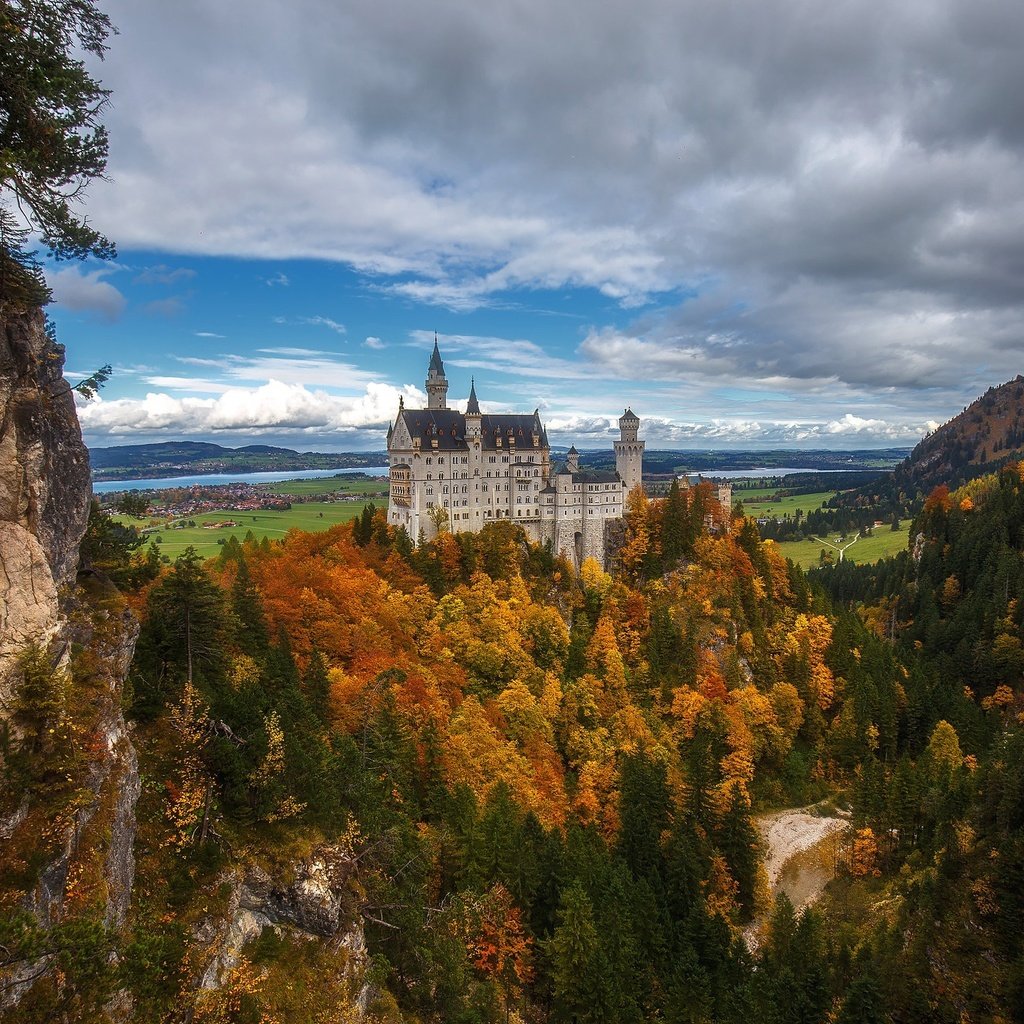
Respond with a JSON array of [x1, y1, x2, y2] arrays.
[[737, 490, 836, 518], [129, 500, 374, 560], [774, 525, 910, 569]]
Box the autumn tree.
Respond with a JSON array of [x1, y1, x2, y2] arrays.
[[469, 882, 534, 1023]]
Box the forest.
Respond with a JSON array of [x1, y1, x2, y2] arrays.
[[6, 471, 1024, 1022]]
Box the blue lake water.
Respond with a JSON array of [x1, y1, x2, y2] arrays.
[[92, 466, 390, 493], [688, 467, 852, 480], [92, 463, 857, 494]]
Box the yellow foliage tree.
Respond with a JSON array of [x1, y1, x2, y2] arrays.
[[926, 719, 963, 778], [850, 827, 881, 877], [165, 681, 211, 849]]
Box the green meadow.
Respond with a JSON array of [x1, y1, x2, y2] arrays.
[[736, 489, 836, 518], [128, 501, 374, 560], [774, 524, 910, 569]]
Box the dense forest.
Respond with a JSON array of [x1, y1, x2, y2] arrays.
[[6, 469, 1024, 1022]]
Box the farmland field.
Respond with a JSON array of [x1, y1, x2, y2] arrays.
[[258, 476, 387, 497], [737, 490, 836, 518], [126, 500, 374, 559]]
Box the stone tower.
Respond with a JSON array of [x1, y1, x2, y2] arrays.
[[426, 335, 448, 410], [614, 407, 644, 493], [465, 378, 481, 438]]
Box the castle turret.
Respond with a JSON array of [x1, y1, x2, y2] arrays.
[[565, 445, 580, 474], [465, 378, 481, 438], [614, 407, 644, 493], [426, 335, 448, 410]]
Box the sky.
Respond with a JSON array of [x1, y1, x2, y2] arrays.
[[42, 0, 1024, 452]]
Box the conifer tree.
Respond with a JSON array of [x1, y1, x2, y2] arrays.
[[549, 881, 613, 1024]]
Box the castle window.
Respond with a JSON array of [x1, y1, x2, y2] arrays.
[[426, 487, 433, 495], [426, 458, 432, 465], [438, 457, 445, 464]]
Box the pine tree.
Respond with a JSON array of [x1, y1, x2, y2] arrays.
[[836, 951, 888, 1024], [231, 556, 269, 656], [549, 882, 613, 1023]]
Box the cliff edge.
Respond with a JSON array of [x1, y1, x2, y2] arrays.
[[0, 308, 91, 702]]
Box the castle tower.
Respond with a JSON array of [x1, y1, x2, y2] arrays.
[[426, 335, 448, 410], [565, 445, 580, 473], [465, 378, 481, 438], [614, 407, 644, 493]]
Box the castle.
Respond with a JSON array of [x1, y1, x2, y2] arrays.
[[386, 341, 644, 567]]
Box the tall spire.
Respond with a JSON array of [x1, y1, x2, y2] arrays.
[[429, 332, 444, 375], [426, 333, 449, 410], [466, 377, 480, 415]]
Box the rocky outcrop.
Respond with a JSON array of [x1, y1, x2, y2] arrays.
[[0, 521, 61, 691], [0, 308, 91, 701], [195, 846, 371, 1013]]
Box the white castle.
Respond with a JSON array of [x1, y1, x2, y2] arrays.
[[386, 340, 644, 567]]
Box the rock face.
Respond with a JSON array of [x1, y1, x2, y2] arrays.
[[195, 846, 371, 1013], [0, 521, 61, 692], [0, 307, 141, 1012], [0, 308, 91, 700]]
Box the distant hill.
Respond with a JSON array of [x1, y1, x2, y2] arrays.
[[89, 441, 388, 480], [893, 375, 1024, 493]]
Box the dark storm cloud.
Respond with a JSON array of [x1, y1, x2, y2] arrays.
[[87, 0, 1024, 429]]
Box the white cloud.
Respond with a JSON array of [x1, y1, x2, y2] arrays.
[[544, 412, 935, 448], [46, 265, 127, 322], [134, 264, 196, 285], [301, 316, 346, 334], [363, 336, 386, 349], [276, 315, 347, 334], [78, 379, 426, 437], [174, 349, 378, 390], [194, 330, 225, 338]]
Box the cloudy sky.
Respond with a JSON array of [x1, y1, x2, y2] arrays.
[[47, 0, 1024, 451]]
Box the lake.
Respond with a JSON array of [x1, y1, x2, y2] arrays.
[[92, 463, 852, 494], [686, 467, 851, 480], [92, 466, 390, 493]]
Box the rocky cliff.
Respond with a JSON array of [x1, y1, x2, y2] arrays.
[[0, 308, 141, 1015], [0, 308, 91, 703]]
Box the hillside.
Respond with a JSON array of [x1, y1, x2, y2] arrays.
[[894, 375, 1024, 493], [89, 441, 388, 480]]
